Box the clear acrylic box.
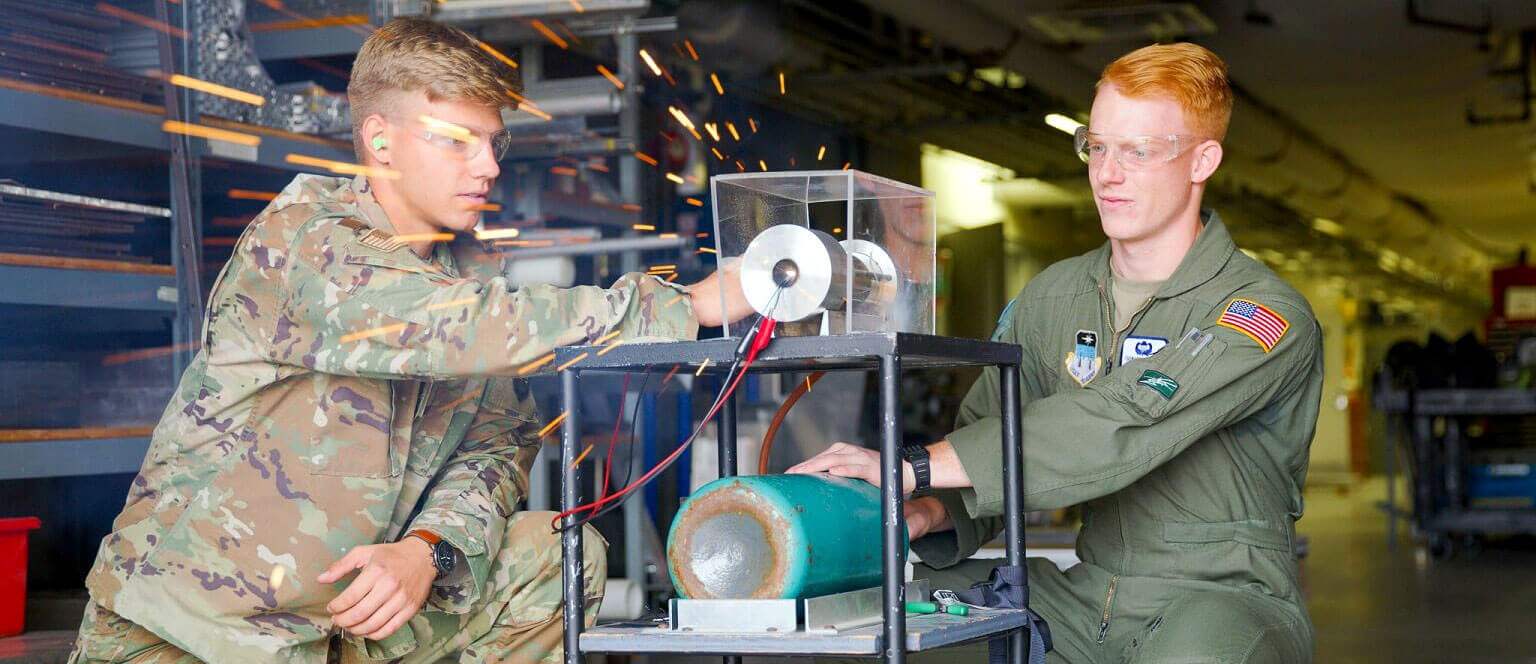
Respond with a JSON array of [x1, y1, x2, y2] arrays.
[[710, 170, 936, 339]]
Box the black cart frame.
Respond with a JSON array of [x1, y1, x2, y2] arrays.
[[554, 332, 1032, 663]]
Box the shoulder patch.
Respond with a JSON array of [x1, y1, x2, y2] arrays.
[[358, 229, 406, 252], [990, 299, 1018, 342], [1217, 298, 1289, 352], [1137, 370, 1179, 399]]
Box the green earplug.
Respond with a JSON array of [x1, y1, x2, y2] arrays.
[[372, 136, 387, 150]]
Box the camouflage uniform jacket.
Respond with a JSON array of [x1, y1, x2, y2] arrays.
[[83, 174, 698, 662]]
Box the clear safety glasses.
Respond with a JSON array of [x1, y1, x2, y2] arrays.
[[1074, 126, 1202, 171], [397, 115, 512, 161]]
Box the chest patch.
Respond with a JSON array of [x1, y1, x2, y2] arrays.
[[1120, 335, 1168, 366], [1064, 329, 1101, 386]]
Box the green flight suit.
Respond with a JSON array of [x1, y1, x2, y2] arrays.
[[912, 211, 1322, 663]]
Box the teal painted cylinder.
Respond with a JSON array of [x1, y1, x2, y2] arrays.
[[666, 474, 907, 599]]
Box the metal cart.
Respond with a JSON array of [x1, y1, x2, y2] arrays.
[[1377, 388, 1536, 558], [555, 332, 1037, 663]]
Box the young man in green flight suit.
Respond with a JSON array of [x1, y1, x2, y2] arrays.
[[71, 17, 750, 664], [792, 43, 1323, 662]]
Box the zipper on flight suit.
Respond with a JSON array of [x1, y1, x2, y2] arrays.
[[1096, 574, 1119, 644], [1097, 280, 1157, 375]]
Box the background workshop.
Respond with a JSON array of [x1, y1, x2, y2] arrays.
[[1, 0, 1535, 663]]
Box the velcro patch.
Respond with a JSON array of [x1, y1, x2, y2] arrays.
[[358, 229, 405, 252], [1137, 370, 1179, 399], [1217, 298, 1289, 352]]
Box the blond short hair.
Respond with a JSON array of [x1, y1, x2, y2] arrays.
[[348, 17, 521, 157], [1097, 43, 1233, 141]]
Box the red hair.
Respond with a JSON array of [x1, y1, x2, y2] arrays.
[[1097, 43, 1233, 140]]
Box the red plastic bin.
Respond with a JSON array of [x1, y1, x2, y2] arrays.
[[0, 517, 41, 637]]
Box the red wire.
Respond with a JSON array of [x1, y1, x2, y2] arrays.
[[551, 318, 775, 529], [586, 371, 631, 519]]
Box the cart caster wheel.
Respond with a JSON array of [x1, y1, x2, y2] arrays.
[[1427, 534, 1454, 561]]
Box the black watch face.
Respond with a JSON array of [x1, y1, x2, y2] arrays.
[[433, 541, 456, 575]]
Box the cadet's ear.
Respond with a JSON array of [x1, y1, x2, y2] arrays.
[[1189, 140, 1222, 184], [361, 114, 390, 165]]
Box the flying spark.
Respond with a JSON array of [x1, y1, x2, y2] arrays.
[[538, 411, 568, 438], [518, 353, 557, 376], [426, 297, 480, 311], [596, 65, 624, 89], [418, 115, 477, 143], [555, 352, 589, 373], [338, 323, 408, 344], [529, 20, 569, 49], [168, 74, 264, 106], [475, 228, 521, 240], [228, 189, 277, 201], [162, 120, 260, 147], [284, 154, 400, 179], [475, 40, 519, 68], [639, 49, 663, 76], [393, 233, 455, 243], [710, 73, 724, 95]]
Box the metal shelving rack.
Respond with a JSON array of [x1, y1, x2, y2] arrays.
[[0, 6, 351, 479], [1376, 388, 1536, 556], [555, 332, 1037, 664]]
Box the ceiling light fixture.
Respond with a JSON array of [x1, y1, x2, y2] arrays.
[[1044, 113, 1083, 135]]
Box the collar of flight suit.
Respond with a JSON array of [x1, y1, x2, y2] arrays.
[[1083, 208, 1238, 300]]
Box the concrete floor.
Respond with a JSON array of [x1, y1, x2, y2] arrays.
[[1298, 477, 1536, 664], [4, 476, 1535, 663], [656, 476, 1536, 664]]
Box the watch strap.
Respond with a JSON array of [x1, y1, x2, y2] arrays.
[[902, 444, 932, 496]]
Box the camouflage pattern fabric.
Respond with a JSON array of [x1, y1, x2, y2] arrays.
[[72, 512, 606, 664], [78, 173, 696, 663]]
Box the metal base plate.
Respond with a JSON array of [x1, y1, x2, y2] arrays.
[[582, 609, 1032, 656]]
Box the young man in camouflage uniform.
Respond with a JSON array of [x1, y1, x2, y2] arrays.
[[72, 17, 749, 664], [794, 44, 1322, 662]]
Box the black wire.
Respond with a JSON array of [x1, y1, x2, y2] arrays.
[[612, 365, 655, 499], [558, 291, 785, 533], [558, 353, 747, 532]]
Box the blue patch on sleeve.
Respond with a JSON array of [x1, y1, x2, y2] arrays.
[[990, 299, 1018, 342]]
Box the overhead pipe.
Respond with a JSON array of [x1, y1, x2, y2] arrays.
[[875, 0, 1498, 295]]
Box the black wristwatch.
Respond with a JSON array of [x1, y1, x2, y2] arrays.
[[902, 444, 932, 496], [407, 529, 457, 579]]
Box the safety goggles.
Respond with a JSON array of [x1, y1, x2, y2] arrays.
[[1074, 126, 1203, 171], [397, 115, 512, 161]]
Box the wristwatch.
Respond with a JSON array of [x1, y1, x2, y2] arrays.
[[901, 444, 932, 496], [405, 529, 457, 579]]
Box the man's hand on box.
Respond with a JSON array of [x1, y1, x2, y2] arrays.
[[688, 257, 753, 327]]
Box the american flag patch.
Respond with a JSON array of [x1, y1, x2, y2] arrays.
[[1218, 298, 1289, 352]]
